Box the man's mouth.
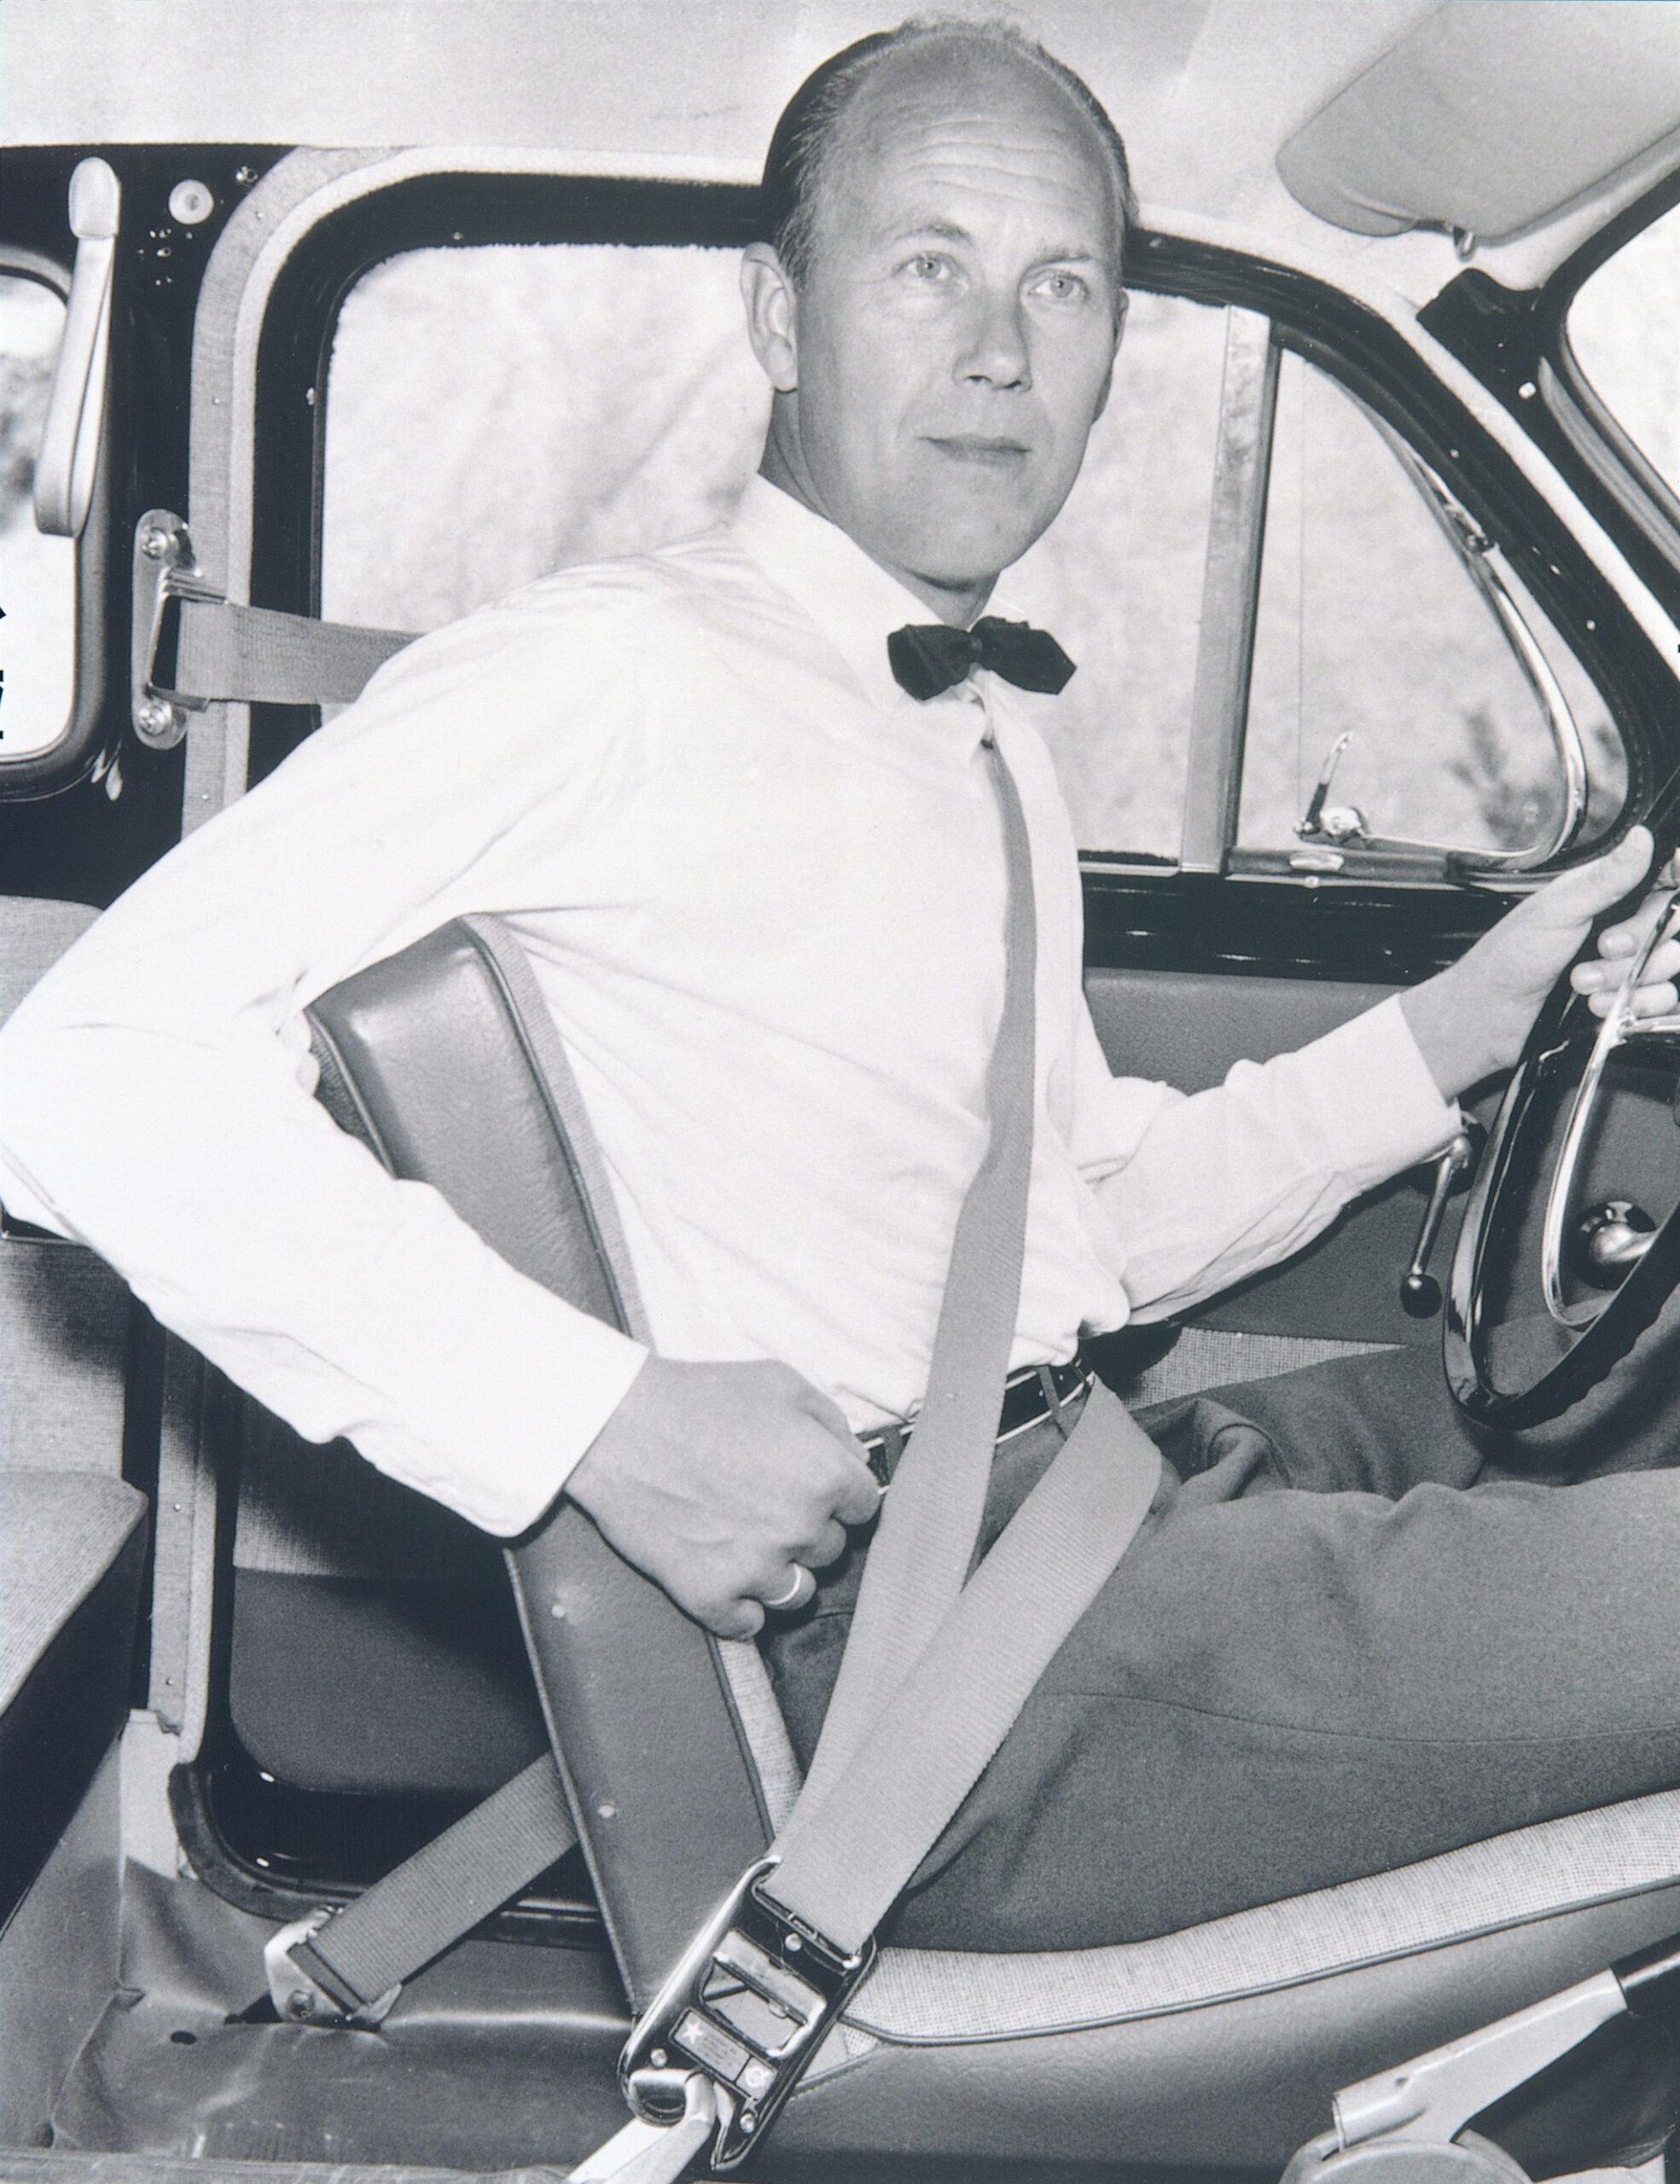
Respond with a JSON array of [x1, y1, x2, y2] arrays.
[[925, 435, 1032, 468]]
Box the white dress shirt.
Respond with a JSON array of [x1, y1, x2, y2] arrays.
[[0, 478, 1456, 1534]]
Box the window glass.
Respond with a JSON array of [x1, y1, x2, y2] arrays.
[[0, 275, 76, 761], [323, 254, 1222, 861], [1568, 200, 1680, 495], [1009, 289, 1224, 860], [323, 244, 770, 633], [1240, 351, 1623, 857]]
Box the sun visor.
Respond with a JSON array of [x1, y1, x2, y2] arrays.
[[1277, 1, 1680, 242]]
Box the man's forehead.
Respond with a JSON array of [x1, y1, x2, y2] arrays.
[[827, 43, 1119, 235]]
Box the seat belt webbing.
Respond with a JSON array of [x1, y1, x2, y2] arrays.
[[610, 727, 1163, 2172], [266, 1754, 576, 2022], [763, 736, 1162, 1953], [166, 595, 414, 708], [768, 1376, 1158, 1955]]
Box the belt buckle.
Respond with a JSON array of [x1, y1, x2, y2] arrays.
[[621, 1855, 875, 2170]]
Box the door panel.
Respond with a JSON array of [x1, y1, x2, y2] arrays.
[[1084, 963, 1472, 1347]]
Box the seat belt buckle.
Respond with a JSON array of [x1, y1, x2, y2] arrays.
[[620, 1855, 875, 2172]]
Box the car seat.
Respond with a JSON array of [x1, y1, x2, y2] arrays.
[[278, 909, 1680, 2181]]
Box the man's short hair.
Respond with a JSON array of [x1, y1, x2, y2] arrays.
[[757, 17, 1137, 301]]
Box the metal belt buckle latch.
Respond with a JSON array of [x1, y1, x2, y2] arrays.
[[620, 1856, 875, 2171], [261, 1907, 400, 2030]]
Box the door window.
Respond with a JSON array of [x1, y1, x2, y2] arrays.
[[323, 243, 770, 634], [1008, 290, 1224, 863], [318, 232, 1624, 879], [322, 255, 1223, 863]]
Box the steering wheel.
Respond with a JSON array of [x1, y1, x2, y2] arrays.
[[1445, 880, 1680, 1431]]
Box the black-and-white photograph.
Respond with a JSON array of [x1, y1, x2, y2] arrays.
[[5, 4, 1680, 2178]]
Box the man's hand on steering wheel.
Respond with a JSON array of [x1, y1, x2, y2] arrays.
[[1401, 826, 1680, 1102]]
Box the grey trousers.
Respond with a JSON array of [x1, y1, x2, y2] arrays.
[[761, 1332, 1680, 1953]]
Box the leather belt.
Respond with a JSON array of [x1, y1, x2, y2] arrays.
[[857, 1352, 1095, 1490]]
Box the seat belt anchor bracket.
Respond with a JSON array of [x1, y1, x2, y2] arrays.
[[621, 1856, 875, 2172], [132, 508, 218, 749], [262, 1907, 402, 2030]]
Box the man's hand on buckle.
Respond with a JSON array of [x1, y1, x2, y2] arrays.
[[567, 1356, 882, 1637]]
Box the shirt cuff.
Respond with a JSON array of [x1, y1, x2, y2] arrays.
[[352, 1279, 649, 1537], [1302, 992, 1462, 1192]]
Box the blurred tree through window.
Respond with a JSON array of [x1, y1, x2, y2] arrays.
[[0, 276, 76, 762]]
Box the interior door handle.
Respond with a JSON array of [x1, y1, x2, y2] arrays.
[[34, 156, 120, 539]]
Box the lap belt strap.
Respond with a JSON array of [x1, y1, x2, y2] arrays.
[[613, 735, 1164, 2174], [252, 1754, 577, 2028]]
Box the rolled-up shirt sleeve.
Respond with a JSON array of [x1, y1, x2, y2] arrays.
[[1072, 991, 1460, 1321], [0, 597, 649, 1536]]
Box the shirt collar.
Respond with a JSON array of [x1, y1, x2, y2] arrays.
[[728, 475, 1026, 742]]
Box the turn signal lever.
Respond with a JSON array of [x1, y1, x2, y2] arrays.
[[1400, 1128, 1482, 1318]]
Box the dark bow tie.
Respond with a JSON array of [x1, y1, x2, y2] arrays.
[[887, 617, 1076, 703]]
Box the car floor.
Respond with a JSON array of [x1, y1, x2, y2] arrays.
[[45, 1863, 630, 2175]]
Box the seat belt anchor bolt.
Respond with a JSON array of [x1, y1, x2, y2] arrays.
[[620, 1855, 875, 2173], [262, 1906, 402, 2031]]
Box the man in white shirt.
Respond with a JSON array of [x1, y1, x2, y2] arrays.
[[5, 18, 1680, 1949]]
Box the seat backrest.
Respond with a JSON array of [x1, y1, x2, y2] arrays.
[[305, 913, 776, 2005], [2, 897, 132, 1482]]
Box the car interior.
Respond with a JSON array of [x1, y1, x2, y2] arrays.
[[7, 3, 1680, 2179]]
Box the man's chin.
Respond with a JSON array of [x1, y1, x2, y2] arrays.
[[904, 530, 1046, 595]]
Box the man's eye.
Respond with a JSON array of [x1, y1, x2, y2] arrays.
[[904, 253, 953, 283], [1034, 270, 1090, 304]]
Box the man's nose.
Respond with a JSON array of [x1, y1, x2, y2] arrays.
[[956, 290, 1031, 391]]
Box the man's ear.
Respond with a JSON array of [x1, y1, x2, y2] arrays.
[[741, 243, 800, 393]]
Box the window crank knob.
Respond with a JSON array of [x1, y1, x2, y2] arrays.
[[1400, 1130, 1479, 1318]]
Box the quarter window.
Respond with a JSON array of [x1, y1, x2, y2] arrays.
[[1239, 351, 1622, 863]]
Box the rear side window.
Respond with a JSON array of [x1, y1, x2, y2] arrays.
[[0, 273, 76, 761], [323, 244, 768, 631]]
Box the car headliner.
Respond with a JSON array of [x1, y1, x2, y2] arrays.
[[7, 0, 1680, 308]]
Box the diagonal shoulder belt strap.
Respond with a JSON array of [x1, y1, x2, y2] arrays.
[[770, 738, 1162, 1949], [166, 595, 415, 707], [614, 732, 1163, 2172]]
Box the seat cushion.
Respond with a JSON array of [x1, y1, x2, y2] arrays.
[[0, 1470, 148, 1921]]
